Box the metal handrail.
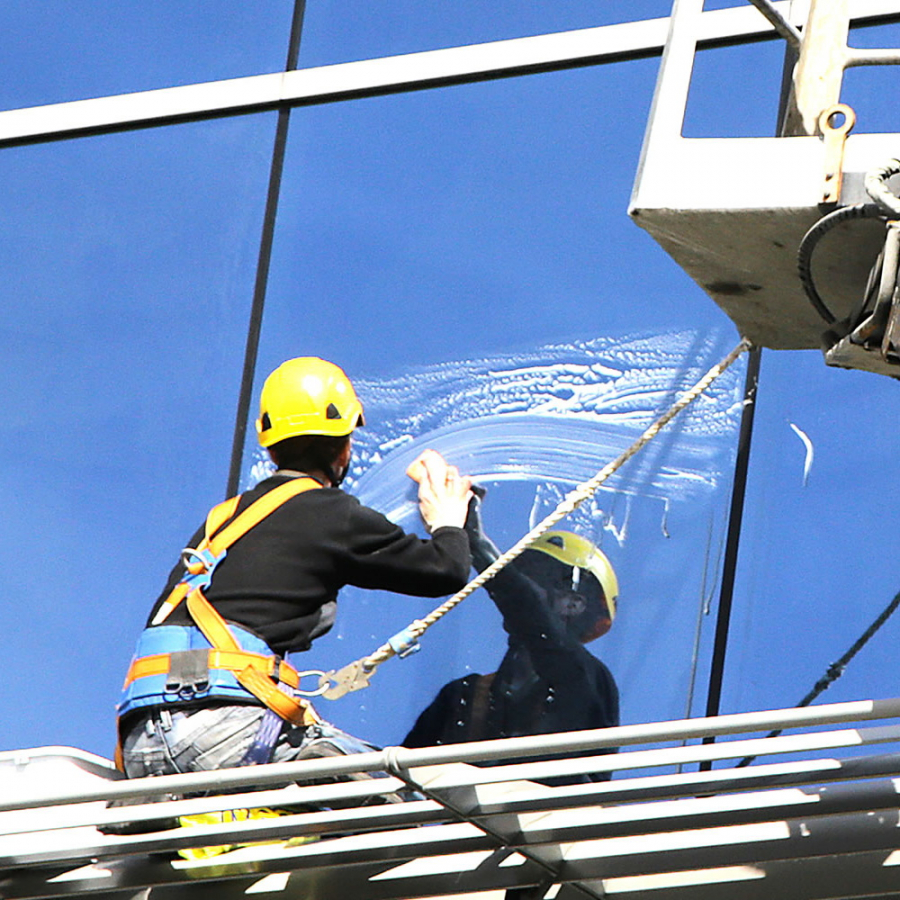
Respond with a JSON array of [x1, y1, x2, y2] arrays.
[[2, 696, 899, 812], [4, 697, 900, 900]]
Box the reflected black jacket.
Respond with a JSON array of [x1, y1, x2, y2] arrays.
[[146, 473, 471, 656], [404, 529, 619, 752]]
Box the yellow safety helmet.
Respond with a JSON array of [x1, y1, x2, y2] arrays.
[[530, 531, 619, 625], [256, 357, 365, 448]]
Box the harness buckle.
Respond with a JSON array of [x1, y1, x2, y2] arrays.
[[178, 547, 227, 591], [165, 649, 211, 699]]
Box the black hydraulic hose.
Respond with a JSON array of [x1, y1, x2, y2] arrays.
[[226, 0, 308, 499], [797, 203, 885, 325], [736, 584, 900, 767]]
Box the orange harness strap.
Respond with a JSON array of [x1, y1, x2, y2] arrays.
[[148, 476, 322, 726], [123, 649, 303, 690], [152, 478, 319, 626], [186, 589, 319, 726]]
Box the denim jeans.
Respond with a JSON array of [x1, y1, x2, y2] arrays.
[[121, 704, 380, 778]]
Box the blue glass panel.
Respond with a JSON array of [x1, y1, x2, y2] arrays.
[[0, 115, 276, 755], [844, 23, 900, 132], [719, 350, 900, 718], [711, 20, 900, 725], [684, 40, 788, 137], [256, 65, 744, 750], [0, 2, 295, 109], [260, 63, 716, 370]]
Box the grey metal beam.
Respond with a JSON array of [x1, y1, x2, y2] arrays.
[[14, 749, 900, 860], [469, 749, 900, 814], [285, 851, 900, 900], [5, 697, 900, 900], [603, 850, 900, 900], [0, 0, 899, 148], [4, 696, 900, 812], [18, 792, 900, 896], [555, 807, 900, 881]]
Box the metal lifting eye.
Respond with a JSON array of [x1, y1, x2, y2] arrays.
[[180, 547, 209, 575], [294, 670, 332, 697], [818, 103, 855, 137]]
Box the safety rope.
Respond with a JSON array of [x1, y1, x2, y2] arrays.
[[320, 337, 753, 700], [735, 583, 900, 767]]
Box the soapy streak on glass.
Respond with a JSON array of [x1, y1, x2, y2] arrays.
[[247, 330, 744, 542], [245, 329, 747, 741], [344, 330, 745, 539]]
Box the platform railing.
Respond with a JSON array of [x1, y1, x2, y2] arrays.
[[2, 697, 900, 899]]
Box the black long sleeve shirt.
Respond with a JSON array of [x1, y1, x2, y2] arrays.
[[147, 473, 471, 656], [404, 525, 618, 749]]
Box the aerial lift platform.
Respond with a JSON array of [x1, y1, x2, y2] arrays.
[[631, 0, 900, 376]]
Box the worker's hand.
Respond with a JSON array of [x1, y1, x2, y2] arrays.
[[407, 449, 473, 532]]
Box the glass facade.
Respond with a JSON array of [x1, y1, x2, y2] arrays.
[[0, 3, 896, 768], [0, 116, 278, 750], [0, 4, 295, 110]]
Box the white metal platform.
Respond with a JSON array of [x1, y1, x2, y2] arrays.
[[5, 697, 900, 900], [630, 0, 900, 358]]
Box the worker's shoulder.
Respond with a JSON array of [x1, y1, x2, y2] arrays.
[[435, 672, 488, 699], [248, 474, 341, 504], [585, 651, 618, 688], [243, 476, 398, 534]]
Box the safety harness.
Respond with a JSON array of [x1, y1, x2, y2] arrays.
[[118, 477, 324, 743]]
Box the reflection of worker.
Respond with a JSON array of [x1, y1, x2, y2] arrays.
[[404, 494, 619, 778], [117, 357, 473, 778]]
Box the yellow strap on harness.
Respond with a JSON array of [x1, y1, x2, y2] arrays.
[[142, 476, 322, 727], [152, 478, 319, 626], [205, 494, 241, 545], [187, 588, 319, 726], [205, 479, 318, 557]]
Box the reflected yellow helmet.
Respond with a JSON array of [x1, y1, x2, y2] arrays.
[[255, 357, 365, 448], [530, 531, 619, 624]]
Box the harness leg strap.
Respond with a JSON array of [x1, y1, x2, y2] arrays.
[[237, 666, 317, 726]]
